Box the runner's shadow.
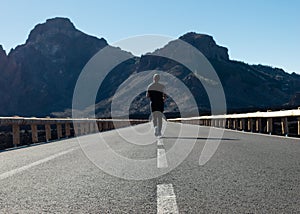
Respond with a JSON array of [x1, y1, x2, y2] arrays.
[[162, 137, 239, 141]]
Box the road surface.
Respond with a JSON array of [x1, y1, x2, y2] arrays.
[[0, 122, 299, 213]]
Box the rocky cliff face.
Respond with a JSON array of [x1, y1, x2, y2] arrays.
[[0, 45, 7, 63], [0, 46, 8, 114], [1, 18, 108, 116], [0, 17, 299, 117], [179, 32, 229, 61], [289, 92, 300, 106]]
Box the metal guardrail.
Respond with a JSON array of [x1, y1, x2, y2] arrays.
[[0, 117, 148, 149], [169, 108, 300, 137]]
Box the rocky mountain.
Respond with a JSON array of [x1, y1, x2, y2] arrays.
[[0, 18, 108, 116], [106, 33, 300, 117], [0, 17, 299, 117], [179, 32, 229, 61]]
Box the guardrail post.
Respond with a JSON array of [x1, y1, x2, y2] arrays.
[[281, 117, 288, 136], [93, 122, 98, 133], [221, 119, 225, 128], [73, 123, 78, 136], [77, 123, 82, 135], [97, 121, 102, 131], [12, 124, 20, 146], [267, 118, 273, 135], [102, 121, 107, 131], [79, 123, 84, 135], [87, 122, 91, 133], [80, 123, 84, 134], [233, 119, 237, 129], [88, 122, 92, 133], [211, 119, 215, 127], [93, 122, 96, 132], [85, 123, 89, 134], [298, 117, 300, 136], [65, 123, 71, 137], [199, 119, 202, 126], [79, 123, 83, 135], [219, 119, 223, 127], [256, 118, 262, 132], [90, 122, 96, 133], [109, 121, 114, 129], [83, 123, 87, 134], [78, 123, 82, 135], [226, 119, 230, 129], [57, 124, 62, 139], [241, 119, 245, 131], [45, 124, 51, 142], [104, 121, 110, 131], [31, 124, 38, 143], [248, 119, 253, 132]]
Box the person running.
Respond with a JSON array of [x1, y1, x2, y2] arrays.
[[146, 74, 166, 137]]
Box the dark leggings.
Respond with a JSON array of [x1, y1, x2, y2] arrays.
[[152, 111, 163, 132]]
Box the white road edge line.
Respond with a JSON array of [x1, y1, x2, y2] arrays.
[[157, 183, 179, 214], [157, 148, 168, 168], [0, 147, 78, 180]]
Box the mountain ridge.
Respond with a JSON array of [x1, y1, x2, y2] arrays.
[[0, 17, 299, 117]]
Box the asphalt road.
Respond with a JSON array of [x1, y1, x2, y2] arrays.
[[0, 122, 300, 213]]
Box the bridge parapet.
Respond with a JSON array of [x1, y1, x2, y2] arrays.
[[169, 108, 300, 137], [0, 117, 147, 149]]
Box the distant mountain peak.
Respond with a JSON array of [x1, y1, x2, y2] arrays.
[[26, 17, 78, 44], [181, 32, 213, 39], [45, 17, 75, 27], [179, 32, 229, 61], [0, 44, 6, 55], [0, 45, 7, 62], [7, 17, 108, 60]]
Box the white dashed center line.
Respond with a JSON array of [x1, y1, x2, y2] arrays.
[[157, 148, 168, 168], [157, 138, 167, 168], [157, 138, 164, 146], [156, 138, 179, 213], [157, 183, 179, 214]]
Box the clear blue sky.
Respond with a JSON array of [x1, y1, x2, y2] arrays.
[[1, 0, 299, 73]]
